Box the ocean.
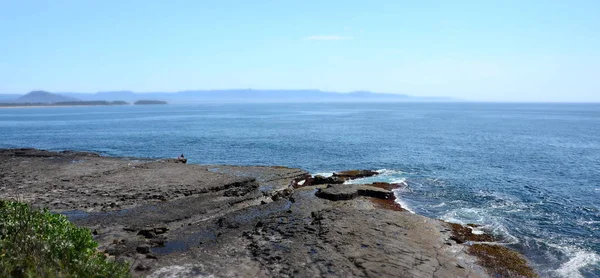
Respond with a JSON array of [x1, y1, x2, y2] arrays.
[[1, 102, 599, 277]]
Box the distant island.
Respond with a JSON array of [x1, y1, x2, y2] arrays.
[[134, 100, 168, 105], [0, 89, 457, 105]]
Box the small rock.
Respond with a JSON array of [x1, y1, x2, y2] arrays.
[[123, 226, 137, 232], [135, 263, 152, 271], [136, 244, 151, 254], [154, 226, 169, 234], [146, 253, 158, 260], [138, 229, 157, 239]]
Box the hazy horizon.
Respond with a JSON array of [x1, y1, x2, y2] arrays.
[[1, 1, 599, 102]]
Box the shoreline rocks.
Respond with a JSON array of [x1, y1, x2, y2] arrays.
[[0, 148, 536, 277]]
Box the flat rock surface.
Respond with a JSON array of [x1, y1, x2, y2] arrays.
[[0, 149, 489, 277]]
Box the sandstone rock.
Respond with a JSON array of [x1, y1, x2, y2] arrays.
[[309, 175, 345, 185], [315, 184, 394, 201], [370, 182, 403, 191], [332, 170, 378, 180]]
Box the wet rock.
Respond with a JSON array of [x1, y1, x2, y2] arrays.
[[469, 244, 537, 277], [447, 222, 494, 243], [370, 197, 404, 211], [308, 175, 345, 186], [316, 184, 394, 201], [138, 229, 157, 239], [332, 170, 378, 180], [369, 182, 403, 191]]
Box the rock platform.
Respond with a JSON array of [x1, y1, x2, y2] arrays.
[[0, 148, 536, 277]]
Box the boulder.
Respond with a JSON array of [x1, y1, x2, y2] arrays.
[[310, 175, 345, 185], [136, 244, 151, 254]]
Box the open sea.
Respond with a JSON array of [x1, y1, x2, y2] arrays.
[[1, 102, 599, 277]]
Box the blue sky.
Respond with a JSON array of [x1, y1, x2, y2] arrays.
[[1, 0, 599, 102]]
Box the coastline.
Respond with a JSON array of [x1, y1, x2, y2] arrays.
[[0, 104, 128, 109], [0, 148, 537, 277]]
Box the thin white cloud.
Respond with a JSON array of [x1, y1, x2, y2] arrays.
[[305, 35, 353, 41]]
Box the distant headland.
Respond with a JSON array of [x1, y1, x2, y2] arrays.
[[0, 91, 167, 108], [0, 89, 457, 105]]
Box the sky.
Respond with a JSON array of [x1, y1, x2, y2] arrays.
[[1, 0, 599, 102]]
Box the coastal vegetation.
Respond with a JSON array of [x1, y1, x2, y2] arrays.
[[0, 200, 130, 278]]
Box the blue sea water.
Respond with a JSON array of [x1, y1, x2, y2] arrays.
[[1, 102, 599, 277]]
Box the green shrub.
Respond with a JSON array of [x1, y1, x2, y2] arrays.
[[0, 200, 131, 278]]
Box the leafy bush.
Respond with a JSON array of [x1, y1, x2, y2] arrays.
[[0, 200, 131, 277]]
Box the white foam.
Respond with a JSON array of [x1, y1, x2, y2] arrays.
[[440, 207, 519, 245], [430, 202, 447, 208], [471, 229, 485, 235], [554, 249, 600, 278], [313, 172, 333, 177], [390, 177, 408, 185], [395, 195, 415, 213], [344, 170, 408, 186], [375, 169, 405, 175]]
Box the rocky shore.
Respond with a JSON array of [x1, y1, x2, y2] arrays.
[[0, 149, 536, 277]]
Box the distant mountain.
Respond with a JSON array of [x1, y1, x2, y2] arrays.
[[14, 91, 78, 104], [1, 89, 457, 104], [59, 89, 456, 103]]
